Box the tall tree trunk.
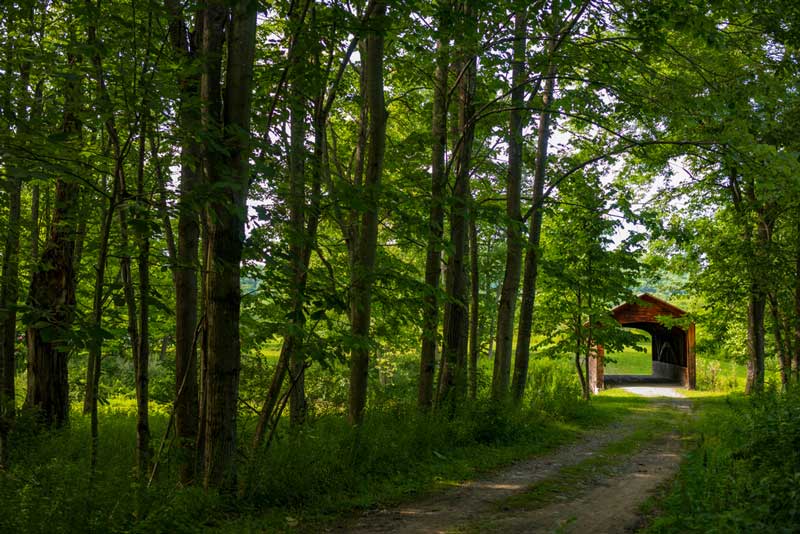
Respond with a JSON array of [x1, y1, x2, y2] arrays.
[[25, 50, 82, 427], [745, 287, 767, 394], [200, 0, 257, 489], [768, 292, 790, 390], [795, 215, 800, 383], [0, 163, 22, 469], [25, 81, 43, 411], [437, 1, 478, 408], [418, 2, 450, 411], [492, 8, 527, 401], [133, 119, 151, 481], [745, 217, 770, 394], [287, 0, 312, 427], [165, 0, 203, 485], [574, 292, 589, 400], [252, 21, 328, 448], [1, 6, 25, 469], [85, 1, 152, 475], [348, 1, 387, 426], [511, 63, 557, 403], [468, 217, 479, 400], [83, 177, 117, 472]]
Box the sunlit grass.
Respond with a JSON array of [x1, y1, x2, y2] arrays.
[[604, 348, 652, 375]]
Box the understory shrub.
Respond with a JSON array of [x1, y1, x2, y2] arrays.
[[695, 358, 740, 391], [525, 357, 583, 417], [646, 386, 800, 533]]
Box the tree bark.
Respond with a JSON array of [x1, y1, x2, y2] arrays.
[[165, 0, 203, 485], [437, 0, 478, 408], [0, 161, 22, 470], [492, 8, 527, 401], [200, 0, 257, 489], [252, 10, 329, 447], [768, 292, 790, 390], [83, 176, 117, 472], [511, 62, 557, 403], [745, 287, 767, 394], [287, 0, 312, 427], [25, 50, 82, 427], [133, 118, 151, 481], [795, 214, 800, 383], [348, 1, 387, 426], [745, 216, 770, 394], [468, 216, 479, 400], [418, 2, 450, 411]]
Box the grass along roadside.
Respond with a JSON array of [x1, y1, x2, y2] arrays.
[[639, 387, 800, 533], [221, 390, 664, 532]]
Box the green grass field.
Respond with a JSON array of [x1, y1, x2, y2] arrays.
[[604, 348, 653, 375]]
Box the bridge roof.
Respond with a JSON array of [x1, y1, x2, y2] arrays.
[[611, 293, 688, 325]]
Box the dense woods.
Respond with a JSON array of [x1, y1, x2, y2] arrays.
[[1, 0, 800, 531]]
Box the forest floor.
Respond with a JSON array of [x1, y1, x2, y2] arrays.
[[334, 385, 692, 534]]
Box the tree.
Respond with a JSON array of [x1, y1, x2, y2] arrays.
[[199, 0, 257, 489], [348, 0, 387, 425], [491, 6, 527, 401], [535, 170, 641, 399], [24, 27, 82, 427], [164, 0, 203, 485], [418, 0, 451, 411], [437, 0, 479, 408]]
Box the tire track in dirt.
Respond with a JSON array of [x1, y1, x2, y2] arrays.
[[337, 386, 690, 534]]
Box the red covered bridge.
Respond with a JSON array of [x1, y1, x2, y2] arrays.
[[590, 293, 696, 392]]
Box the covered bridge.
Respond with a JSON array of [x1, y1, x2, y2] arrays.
[[590, 293, 696, 392]]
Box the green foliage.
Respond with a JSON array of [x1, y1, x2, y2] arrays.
[[524, 357, 584, 418], [0, 358, 588, 533], [645, 388, 800, 533]]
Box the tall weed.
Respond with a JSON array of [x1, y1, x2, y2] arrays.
[[646, 386, 800, 533], [525, 357, 584, 418]]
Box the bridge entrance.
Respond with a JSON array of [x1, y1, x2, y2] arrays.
[[590, 294, 696, 392]]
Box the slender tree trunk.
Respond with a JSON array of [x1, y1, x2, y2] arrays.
[[492, 8, 527, 401], [30, 184, 40, 263], [348, 1, 387, 426], [252, 343, 290, 450], [418, 1, 449, 405], [252, 38, 328, 449], [768, 292, 790, 390], [511, 63, 557, 402], [745, 288, 767, 394], [25, 50, 82, 427], [795, 216, 800, 383], [200, 0, 257, 489], [25, 81, 43, 411], [133, 119, 151, 481], [574, 292, 589, 400], [418, 7, 449, 411], [0, 165, 22, 469], [438, 1, 477, 408], [287, 0, 312, 427], [468, 217, 479, 400], [165, 0, 204, 485], [745, 218, 770, 394], [196, 219, 209, 477], [83, 178, 117, 472], [1, 7, 22, 470]]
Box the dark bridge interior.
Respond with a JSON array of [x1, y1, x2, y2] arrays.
[[590, 294, 696, 391]]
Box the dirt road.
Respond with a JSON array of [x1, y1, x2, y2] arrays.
[[340, 386, 690, 534]]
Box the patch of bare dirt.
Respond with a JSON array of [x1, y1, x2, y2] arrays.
[[474, 429, 684, 533], [336, 386, 690, 534]]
